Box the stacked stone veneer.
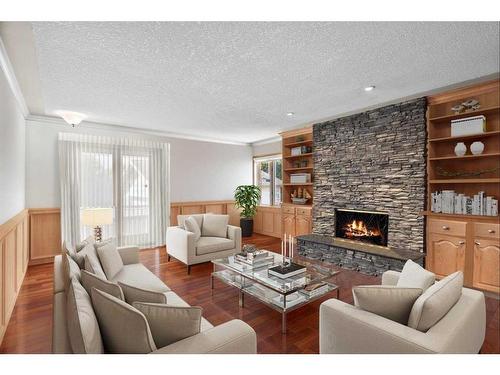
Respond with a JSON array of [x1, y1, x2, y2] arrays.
[[312, 97, 427, 254]]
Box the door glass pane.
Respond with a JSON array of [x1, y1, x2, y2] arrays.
[[122, 154, 150, 246], [273, 160, 282, 205], [79, 152, 115, 240]]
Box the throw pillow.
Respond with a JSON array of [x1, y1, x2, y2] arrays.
[[80, 270, 124, 300], [63, 241, 78, 262], [96, 242, 124, 280], [408, 271, 463, 332], [76, 235, 95, 251], [66, 278, 104, 354], [91, 288, 157, 354], [62, 253, 81, 293], [118, 282, 168, 305], [352, 285, 423, 325], [84, 255, 107, 280], [177, 214, 204, 230], [201, 214, 229, 238], [133, 302, 202, 347], [184, 216, 201, 241], [397, 259, 436, 291], [73, 240, 101, 271]]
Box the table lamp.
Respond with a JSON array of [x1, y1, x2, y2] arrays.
[[81, 208, 113, 242]]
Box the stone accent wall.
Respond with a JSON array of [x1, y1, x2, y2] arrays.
[[313, 98, 427, 253]]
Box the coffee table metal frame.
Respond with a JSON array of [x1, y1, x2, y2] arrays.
[[210, 253, 340, 334]]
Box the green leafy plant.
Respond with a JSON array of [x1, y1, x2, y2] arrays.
[[234, 185, 261, 218]]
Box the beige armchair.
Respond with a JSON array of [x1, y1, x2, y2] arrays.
[[319, 270, 486, 354], [166, 214, 241, 274]]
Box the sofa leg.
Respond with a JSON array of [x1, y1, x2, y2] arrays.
[[187, 265, 191, 275], [167, 254, 171, 262]]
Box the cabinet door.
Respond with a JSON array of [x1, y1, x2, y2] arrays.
[[427, 233, 466, 278], [282, 214, 296, 237], [473, 238, 500, 293], [295, 215, 312, 237]]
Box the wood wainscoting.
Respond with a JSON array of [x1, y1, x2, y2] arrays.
[[29, 208, 62, 265], [0, 209, 29, 344], [170, 200, 241, 227], [254, 205, 282, 238]]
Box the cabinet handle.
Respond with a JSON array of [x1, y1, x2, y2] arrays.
[[475, 241, 481, 246], [458, 241, 465, 245], [442, 226, 450, 230], [487, 229, 495, 234]]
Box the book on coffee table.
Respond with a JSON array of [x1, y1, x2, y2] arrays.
[[268, 262, 307, 279]]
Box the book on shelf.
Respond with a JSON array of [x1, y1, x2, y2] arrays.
[[431, 189, 498, 216]]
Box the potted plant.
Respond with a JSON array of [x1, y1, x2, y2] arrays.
[[234, 185, 261, 237]]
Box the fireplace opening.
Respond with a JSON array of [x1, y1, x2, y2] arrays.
[[335, 209, 389, 247]]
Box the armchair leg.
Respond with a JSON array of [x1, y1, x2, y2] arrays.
[[167, 254, 171, 262], [187, 265, 191, 275]]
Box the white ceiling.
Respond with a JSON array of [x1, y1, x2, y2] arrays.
[[7, 22, 500, 143]]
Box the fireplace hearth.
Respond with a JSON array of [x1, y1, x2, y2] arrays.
[[335, 209, 388, 247]]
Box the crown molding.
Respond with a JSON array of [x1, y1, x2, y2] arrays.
[[25, 114, 251, 146], [0, 36, 29, 117], [251, 136, 282, 146]]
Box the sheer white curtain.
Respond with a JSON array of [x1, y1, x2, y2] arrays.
[[59, 133, 170, 247]]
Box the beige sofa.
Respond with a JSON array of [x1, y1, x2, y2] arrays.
[[52, 246, 256, 354], [166, 214, 241, 274], [319, 270, 486, 354]]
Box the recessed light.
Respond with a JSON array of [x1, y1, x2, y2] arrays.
[[286, 112, 295, 117], [364, 85, 376, 92]]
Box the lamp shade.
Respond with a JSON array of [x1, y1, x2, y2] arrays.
[[81, 208, 114, 227]]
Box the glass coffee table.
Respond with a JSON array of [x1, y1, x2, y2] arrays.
[[211, 251, 340, 334]]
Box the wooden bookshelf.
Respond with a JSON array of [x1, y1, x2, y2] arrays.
[[425, 79, 500, 294]]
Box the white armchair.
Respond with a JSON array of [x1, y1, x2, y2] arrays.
[[166, 214, 241, 274], [319, 270, 486, 354]]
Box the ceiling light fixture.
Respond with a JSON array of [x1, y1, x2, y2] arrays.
[[286, 112, 295, 117], [55, 110, 87, 127], [364, 85, 376, 92]]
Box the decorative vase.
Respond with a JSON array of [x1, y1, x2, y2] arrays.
[[454, 142, 467, 157], [470, 141, 484, 155]]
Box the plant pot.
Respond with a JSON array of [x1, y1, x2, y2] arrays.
[[240, 217, 254, 237]]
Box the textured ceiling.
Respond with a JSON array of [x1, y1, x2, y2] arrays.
[[24, 22, 500, 143]]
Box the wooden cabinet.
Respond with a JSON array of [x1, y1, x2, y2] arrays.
[[253, 206, 281, 238], [473, 238, 500, 293], [281, 205, 312, 237], [427, 233, 466, 278]]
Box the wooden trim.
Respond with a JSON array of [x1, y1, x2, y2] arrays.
[[0, 209, 29, 345], [427, 79, 500, 105], [279, 125, 313, 138]]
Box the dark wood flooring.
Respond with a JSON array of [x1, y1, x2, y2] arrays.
[[1, 233, 498, 353]]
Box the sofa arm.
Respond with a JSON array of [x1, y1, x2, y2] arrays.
[[150, 319, 257, 354], [320, 298, 435, 354], [117, 246, 140, 265], [381, 270, 401, 286], [227, 225, 242, 252], [166, 226, 197, 264]]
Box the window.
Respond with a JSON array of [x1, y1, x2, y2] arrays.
[[254, 155, 282, 206]]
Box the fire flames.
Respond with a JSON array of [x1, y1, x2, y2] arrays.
[[344, 220, 380, 238]]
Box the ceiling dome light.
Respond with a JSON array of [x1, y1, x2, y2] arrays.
[[286, 112, 295, 117], [364, 85, 376, 92], [55, 110, 87, 127]]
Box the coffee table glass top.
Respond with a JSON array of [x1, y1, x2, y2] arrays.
[[212, 251, 339, 295]]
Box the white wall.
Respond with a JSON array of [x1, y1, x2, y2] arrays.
[[26, 119, 253, 208], [252, 140, 282, 156], [0, 68, 26, 224]]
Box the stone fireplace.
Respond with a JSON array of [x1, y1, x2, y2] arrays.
[[297, 98, 427, 275]]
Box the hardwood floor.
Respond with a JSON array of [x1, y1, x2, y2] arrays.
[[1, 233, 499, 353]]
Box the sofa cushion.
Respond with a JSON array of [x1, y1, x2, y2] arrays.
[[184, 216, 201, 241], [164, 291, 213, 331], [84, 254, 107, 279], [177, 214, 204, 229], [196, 237, 235, 256], [201, 214, 229, 238], [80, 270, 124, 300], [62, 253, 81, 294], [133, 302, 202, 348], [96, 242, 124, 279], [66, 278, 104, 354], [118, 282, 168, 305], [76, 235, 95, 251], [408, 271, 463, 332], [397, 259, 435, 291], [353, 285, 423, 325], [91, 288, 157, 354], [111, 263, 170, 293]]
